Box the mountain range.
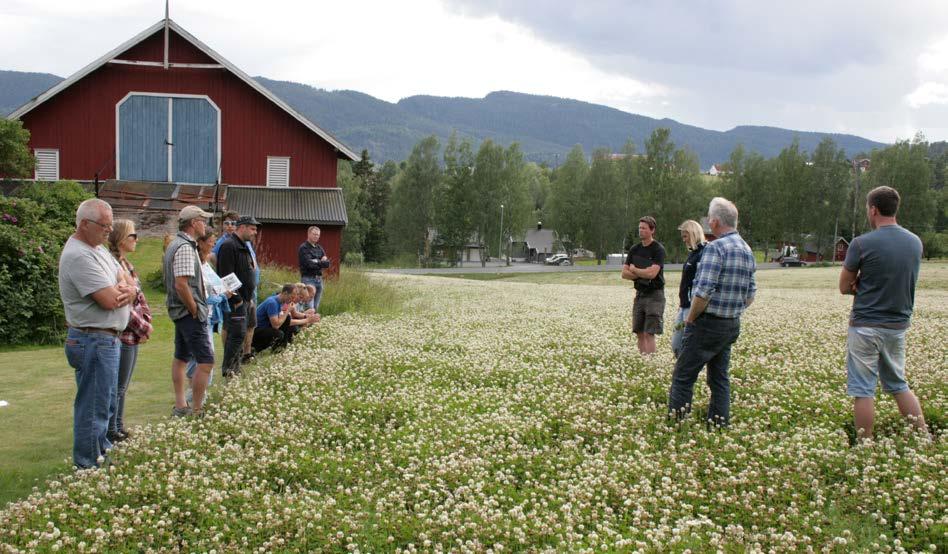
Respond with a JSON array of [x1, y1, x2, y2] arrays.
[[2, 69, 886, 168]]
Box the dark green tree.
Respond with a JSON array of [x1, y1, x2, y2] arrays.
[[867, 135, 936, 234], [0, 119, 33, 177], [436, 134, 476, 266], [386, 136, 442, 264]]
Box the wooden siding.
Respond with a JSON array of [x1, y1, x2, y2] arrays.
[[253, 223, 341, 277], [20, 28, 338, 188]]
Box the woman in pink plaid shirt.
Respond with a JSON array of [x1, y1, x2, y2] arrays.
[[107, 219, 153, 443]]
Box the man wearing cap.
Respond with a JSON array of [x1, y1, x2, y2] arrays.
[[60, 198, 134, 468], [212, 210, 261, 365], [163, 205, 215, 416], [216, 215, 259, 377]]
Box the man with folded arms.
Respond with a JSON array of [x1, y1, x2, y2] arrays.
[[59, 198, 133, 468], [839, 186, 928, 441]]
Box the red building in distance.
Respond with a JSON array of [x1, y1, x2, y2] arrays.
[[7, 17, 356, 272]]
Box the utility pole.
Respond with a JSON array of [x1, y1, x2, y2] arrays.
[[851, 159, 861, 240], [498, 204, 504, 260]]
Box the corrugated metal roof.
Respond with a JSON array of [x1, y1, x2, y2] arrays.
[[226, 186, 348, 226]]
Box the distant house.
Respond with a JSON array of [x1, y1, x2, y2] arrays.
[[6, 17, 356, 271], [707, 164, 728, 176], [524, 228, 558, 262], [802, 236, 849, 262]]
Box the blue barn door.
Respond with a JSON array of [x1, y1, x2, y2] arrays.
[[118, 95, 219, 184], [172, 98, 218, 184], [118, 96, 168, 182]]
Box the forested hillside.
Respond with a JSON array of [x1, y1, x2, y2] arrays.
[[1, 69, 885, 166]]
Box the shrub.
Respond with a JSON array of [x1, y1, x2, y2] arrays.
[[0, 182, 91, 345], [0, 199, 71, 344], [343, 251, 364, 267]]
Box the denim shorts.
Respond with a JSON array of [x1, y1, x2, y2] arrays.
[[174, 313, 214, 364], [846, 326, 909, 397]]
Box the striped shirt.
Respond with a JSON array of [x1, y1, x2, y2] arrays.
[[691, 230, 756, 318]]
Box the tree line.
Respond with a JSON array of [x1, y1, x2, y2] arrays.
[[340, 129, 948, 265]]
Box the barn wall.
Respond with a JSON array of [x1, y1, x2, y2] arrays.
[[20, 29, 339, 188], [252, 223, 341, 277]]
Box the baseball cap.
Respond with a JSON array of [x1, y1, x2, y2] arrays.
[[179, 205, 213, 222]]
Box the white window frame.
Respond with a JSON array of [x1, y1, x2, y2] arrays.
[[266, 156, 291, 187], [34, 148, 60, 181], [114, 92, 221, 184]]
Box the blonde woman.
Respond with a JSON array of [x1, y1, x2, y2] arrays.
[[671, 220, 707, 358], [107, 219, 153, 442]]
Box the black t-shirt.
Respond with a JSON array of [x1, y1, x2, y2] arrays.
[[679, 243, 705, 308], [625, 241, 665, 292]]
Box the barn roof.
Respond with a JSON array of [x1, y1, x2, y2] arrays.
[[226, 186, 348, 226], [6, 18, 357, 161]]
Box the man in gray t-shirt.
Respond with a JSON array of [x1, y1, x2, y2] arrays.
[[59, 199, 134, 468], [839, 186, 928, 441]]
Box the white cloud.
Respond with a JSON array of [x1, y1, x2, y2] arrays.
[[906, 82, 948, 108]]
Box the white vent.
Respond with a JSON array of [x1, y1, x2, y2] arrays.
[[266, 156, 290, 187], [34, 149, 60, 181]]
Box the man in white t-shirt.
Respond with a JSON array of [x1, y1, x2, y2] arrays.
[[59, 198, 134, 469]]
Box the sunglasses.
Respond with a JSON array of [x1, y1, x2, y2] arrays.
[[223, 220, 236, 226], [127, 233, 138, 240]]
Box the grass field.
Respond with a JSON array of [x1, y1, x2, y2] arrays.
[[0, 261, 945, 551]]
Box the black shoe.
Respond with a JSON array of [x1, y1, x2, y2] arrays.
[[241, 353, 256, 364], [107, 431, 126, 443]]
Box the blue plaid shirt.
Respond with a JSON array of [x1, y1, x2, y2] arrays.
[[691, 230, 756, 318]]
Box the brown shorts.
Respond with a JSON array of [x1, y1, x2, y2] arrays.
[[633, 289, 665, 335]]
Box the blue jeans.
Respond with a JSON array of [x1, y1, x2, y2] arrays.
[[670, 307, 689, 358], [108, 342, 138, 435], [302, 276, 324, 312], [64, 328, 120, 469], [668, 314, 741, 427]]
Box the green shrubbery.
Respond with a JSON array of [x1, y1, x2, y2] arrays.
[[0, 181, 91, 345]]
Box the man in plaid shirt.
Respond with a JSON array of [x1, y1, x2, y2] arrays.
[[668, 197, 756, 428]]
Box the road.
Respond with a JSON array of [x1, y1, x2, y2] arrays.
[[373, 261, 782, 275]]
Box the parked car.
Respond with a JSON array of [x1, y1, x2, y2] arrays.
[[545, 254, 573, 266], [777, 245, 806, 267]]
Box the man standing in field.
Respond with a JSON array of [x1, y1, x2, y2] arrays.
[[60, 198, 133, 468], [216, 215, 259, 377], [164, 205, 214, 417], [667, 197, 756, 428], [622, 216, 666, 354], [838, 186, 928, 441], [298, 226, 331, 312]]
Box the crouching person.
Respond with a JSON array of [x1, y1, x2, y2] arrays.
[[253, 284, 318, 354]]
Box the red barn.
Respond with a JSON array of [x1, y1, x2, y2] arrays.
[[7, 17, 356, 272]]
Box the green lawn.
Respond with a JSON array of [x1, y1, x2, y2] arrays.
[[0, 237, 402, 507]]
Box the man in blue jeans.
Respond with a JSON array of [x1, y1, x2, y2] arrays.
[[668, 197, 756, 428], [298, 226, 331, 311], [838, 186, 928, 441], [59, 198, 133, 468]]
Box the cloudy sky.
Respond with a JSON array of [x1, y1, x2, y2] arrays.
[[3, 0, 948, 142]]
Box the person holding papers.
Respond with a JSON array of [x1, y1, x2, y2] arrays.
[[186, 229, 233, 402]]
